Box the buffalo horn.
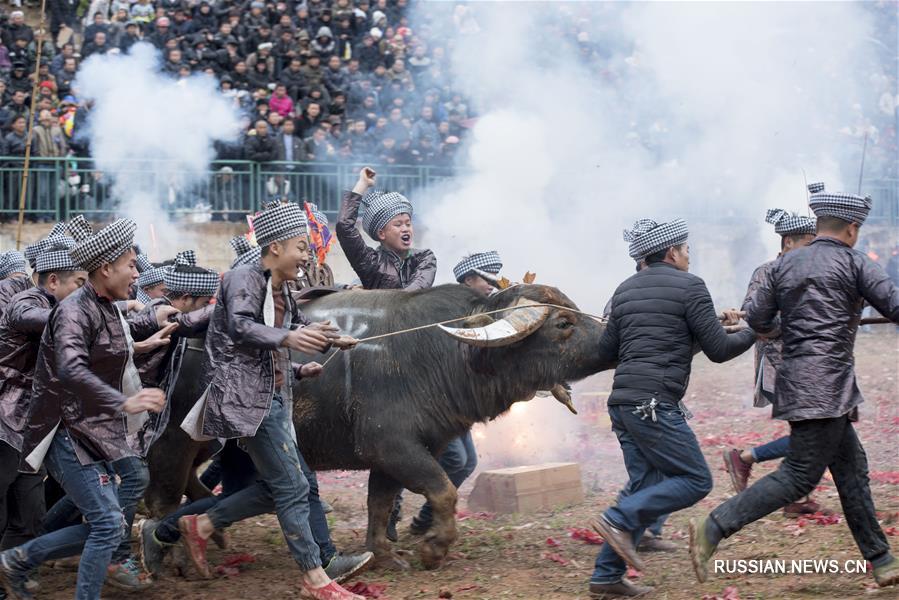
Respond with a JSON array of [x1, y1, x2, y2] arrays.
[[439, 298, 550, 347]]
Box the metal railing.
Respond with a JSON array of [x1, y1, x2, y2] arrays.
[[0, 157, 457, 222], [0, 157, 896, 226]]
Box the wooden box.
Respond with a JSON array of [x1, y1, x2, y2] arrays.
[[467, 462, 584, 514]]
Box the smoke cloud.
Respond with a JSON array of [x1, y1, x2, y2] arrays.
[[406, 2, 889, 471], [75, 43, 242, 257]]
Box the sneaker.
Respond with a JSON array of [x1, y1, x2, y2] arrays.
[[783, 498, 831, 518], [299, 580, 365, 600], [589, 578, 654, 598], [138, 519, 168, 577], [105, 557, 153, 591], [323, 552, 373, 584], [688, 516, 718, 583], [178, 515, 211, 579], [0, 551, 33, 600], [722, 448, 752, 493], [874, 556, 899, 587]]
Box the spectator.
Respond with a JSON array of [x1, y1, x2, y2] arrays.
[[243, 120, 278, 163], [303, 125, 336, 161], [84, 11, 110, 44], [3, 90, 30, 128], [385, 106, 409, 143], [7, 62, 31, 95], [295, 101, 324, 138], [4, 116, 28, 156], [269, 84, 294, 118], [410, 105, 439, 147], [56, 57, 79, 98], [2, 11, 33, 49], [119, 21, 143, 53], [323, 54, 348, 94], [279, 58, 305, 100], [299, 52, 325, 94], [149, 17, 175, 49], [82, 31, 111, 60], [130, 0, 156, 25], [312, 27, 336, 58], [50, 42, 75, 76], [247, 60, 274, 91], [48, 1, 78, 42], [275, 118, 303, 164]]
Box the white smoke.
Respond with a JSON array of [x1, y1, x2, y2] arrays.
[[406, 2, 888, 471], [412, 2, 885, 310], [74, 43, 242, 258]]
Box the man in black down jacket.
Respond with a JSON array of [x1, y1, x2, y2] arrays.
[[588, 218, 756, 598], [691, 186, 899, 589]]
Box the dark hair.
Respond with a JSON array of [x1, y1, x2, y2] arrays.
[[816, 216, 853, 233], [261, 244, 271, 257], [644, 243, 685, 265], [780, 233, 812, 250], [37, 271, 76, 286]]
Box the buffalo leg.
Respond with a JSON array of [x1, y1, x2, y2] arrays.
[[371, 448, 459, 570], [366, 469, 408, 569]]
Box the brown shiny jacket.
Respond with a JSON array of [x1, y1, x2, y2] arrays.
[[19, 281, 159, 470], [336, 190, 436, 290], [0, 286, 55, 451], [0, 275, 33, 317]]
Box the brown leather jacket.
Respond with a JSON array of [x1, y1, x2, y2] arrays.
[[336, 190, 436, 290], [198, 264, 310, 439], [134, 298, 214, 389], [744, 237, 899, 421], [0, 275, 33, 317], [0, 286, 54, 452], [20, 281, 160, 471]]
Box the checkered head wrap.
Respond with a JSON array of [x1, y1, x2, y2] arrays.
[[253, 200, 307, 248], [807, 182, 825, 194], [361, 191, 412, 240], [808, 184, 872, 225], [35, 235, 79, 273], [453, 251, 503, 282], [0, 251, 28, 279], [135, 254, 166, 289], [230, 235, 261, 269], [765, 209, 817, 236], [24, 222, 67, 269], [69, 216, 137, 272], [164, 250, 219, 297], [623, 218, 689, 260]]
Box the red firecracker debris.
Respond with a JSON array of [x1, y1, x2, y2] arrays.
[[885, 526, 899, 536], [545, 537, 561, 547], [701, 586, 741, 600], [346, 582, 387, 598], [626, 567, 642, 579], [871, 471, 899, 485], [568, 527, 604, 545], [542, 552, 570, 566], [214, 553, 255, 577]]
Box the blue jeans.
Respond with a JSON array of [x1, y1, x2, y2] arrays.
[[225, 394, 321, 570], [751, 435, 790, 463], [154, 440, 258, 545], [415, 431, 478, 526], [207, 440, 336, 564], [41, 455, 148, 564], [7, 430, 124, 600], [592, 403, 712, 584]]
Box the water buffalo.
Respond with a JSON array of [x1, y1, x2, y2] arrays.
[[146, 283, 611, 569]]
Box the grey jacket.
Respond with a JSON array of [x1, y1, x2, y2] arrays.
[[743, 237, 899, 421]]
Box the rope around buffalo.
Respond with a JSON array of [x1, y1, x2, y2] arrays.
[[316, 303, 608, 369]]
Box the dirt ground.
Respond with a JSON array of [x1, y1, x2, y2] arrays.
[[34, 329, 898, 600]]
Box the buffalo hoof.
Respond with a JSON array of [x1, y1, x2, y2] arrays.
[[419, 536, 450, 570]]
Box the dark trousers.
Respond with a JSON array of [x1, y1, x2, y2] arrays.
[[751, 434, 790, 463], [592, 403, 712, 584], [154, 440, 257, 545], [415, 431, 478, 526], [710, 415, 890, 561], [0, 442, 46, 550]]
